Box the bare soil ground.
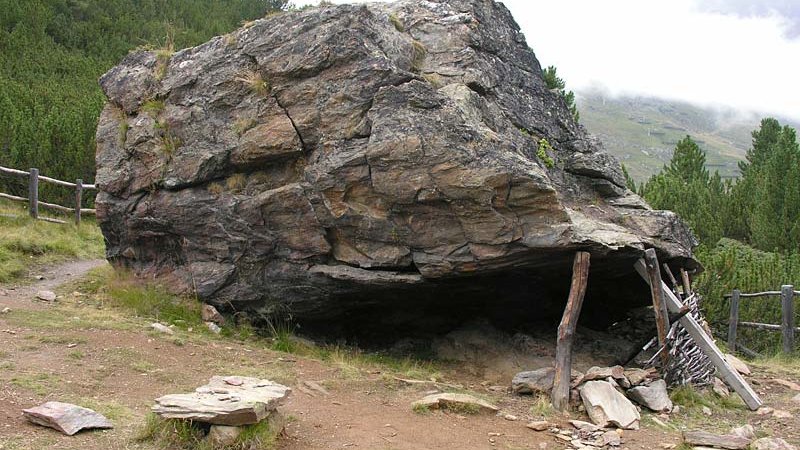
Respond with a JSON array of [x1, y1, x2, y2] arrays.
[[0, 260, 798, 450]]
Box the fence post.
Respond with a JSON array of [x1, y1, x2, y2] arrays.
[[75, 179, 83, 226], [28, 168, 38, 219], [728, 290, 740, 353], [782, 285, 795, 354]]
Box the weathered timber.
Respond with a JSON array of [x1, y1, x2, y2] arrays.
[[552, 251, 590, 411], [0, 192, 27, 203], [662, 263, 680, 294], [680, 268, 692, 297], [781, 285, 795, 354], [75, 179, 83, 225], [739, 322, 800, 332], [634, 259, 763, 410], [644, 249, 670, 367], [28, 168, 38, 219], [724, 291, 783, 298], [0, 165, 29, 177], [728, 289, 740, 353], [38, 200, 73, 214]]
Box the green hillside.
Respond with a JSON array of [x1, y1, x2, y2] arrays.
[[0, 0, 286, 205], [577, 90, 799, 182]]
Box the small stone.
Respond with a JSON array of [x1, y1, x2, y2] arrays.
[[751, 437, 796, 450], [503, 413, 518, 421], [724, 354, 751, 375], [772, 378, 800, 391], [201, 304, 225, 325], [35, 290, 57, 302], [756, 406, 774, 416], [526, 420, 551, 431], [623, 368, 651, 387], [205, 321, 221, 334], [151, 323, 174, 335], [602, 430, 622, 446], [730, 424, 756, 440], [791, 393, 800, 404], [1, 307, 10, 314], [569, 420, 599, 431], [772, 409, 792, 419], [683, 430, 751, 449], [701, 406, 712, 416], [22, 401, 113, 435], [411, 393, 498, 414], [627, 379, 673, 412], [713, 377, 730, 397], [208, 425, 241, 446]]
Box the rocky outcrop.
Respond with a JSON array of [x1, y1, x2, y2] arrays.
[[95, 0, 697, 328]]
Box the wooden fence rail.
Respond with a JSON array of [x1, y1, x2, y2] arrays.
[[0, 166, 96, 225], [728, 286, 796, 355]]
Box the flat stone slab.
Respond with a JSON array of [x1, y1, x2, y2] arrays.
[[412, 393, 498, 414], [627, 379, 673, 412], [152, 376, 291, 426], [579, 380, 640, 429], [683, 430, 751, 449], [752, 437, 797, 450], [22, 401, 113, 435]]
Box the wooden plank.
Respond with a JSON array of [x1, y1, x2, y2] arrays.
[[739, 321, 800, 332], [645, 249, 670, 367], [680, 268, 693, 297], [724, 291, 783, 298], [662, 263, 680, 294], [728, 290, 740, 353], [0, 192, 28, 203], [80, 208, 96, 215], [781, 285, 795, 354], [38, 200, 73, 214], [0, 166, 29, 177], [28, 168, 38, 219], [37, 216, 66, 224], [635, 259, 763, 410], [38, 175, 76, 188], [75, 179, 83, 226], [551, 251, 590, 411]]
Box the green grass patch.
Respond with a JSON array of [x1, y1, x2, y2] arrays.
[[68, 350, 85, 360], [529, 393, 555, 418], [137, 413, 280, 449], [10, 373, 61, 396], [0, 201, 104, 282]]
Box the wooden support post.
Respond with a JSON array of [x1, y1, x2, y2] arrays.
[[728, 290, 740, 353], [782, 285, 795, 354], [634, 260, 763, 410], [644, 249, 670, 367], [552, 251, 590, 412], [74, 179, 83, 226], [680, 268, 692, 297], [662, 263, 680, 295], [28, 168, 38, 219]]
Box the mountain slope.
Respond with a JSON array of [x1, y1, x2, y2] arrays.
[[577, 91, 798, 182]]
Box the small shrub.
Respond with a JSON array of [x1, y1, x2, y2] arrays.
[[412, 403, 431, 415], [537, 138, 555, 168], [389, 13, 404, 32], [411, 40, 427, 72], [141, 99, 165, 116], [236, 70, 270, 95], [207, 182, 224, 195], [225, 173, 247, 192], [529, 394, 555, 418]]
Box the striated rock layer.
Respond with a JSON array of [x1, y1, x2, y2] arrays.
[[95, 0, 697, 331]]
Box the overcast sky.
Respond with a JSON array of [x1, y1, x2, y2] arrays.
[[294, 0, 800, 121]]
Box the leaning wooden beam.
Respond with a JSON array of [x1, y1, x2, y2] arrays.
[[551, 251, 590, 411], [644, 249, 671, 367], [634, 259, 763, 410], [662, 263, 680, 294]]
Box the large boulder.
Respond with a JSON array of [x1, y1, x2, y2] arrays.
[[95, 0, 697, 327]]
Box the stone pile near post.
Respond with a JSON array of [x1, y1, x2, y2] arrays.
[[152, 376, 291, 446], [513, 365, 673, 430]]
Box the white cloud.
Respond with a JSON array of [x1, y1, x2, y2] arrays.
[[293, 0, 800, 121]]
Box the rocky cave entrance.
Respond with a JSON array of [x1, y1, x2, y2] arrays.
[[292, 252, 671, 365]]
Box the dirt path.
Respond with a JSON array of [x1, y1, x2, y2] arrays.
[[1, 259, 798, 450]]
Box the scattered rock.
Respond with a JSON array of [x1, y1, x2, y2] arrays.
[[731, 424, 756, 440], [683, 431, 751, 449], [751, 437, 797, 450], [602, 429, 622, 446], [151, 323, 174, 335], [35, 290, 56, 302], [756, 406, 774, 416], [512, 368, 554, 395], [1, 307, 10, 314], [772, 409, 793, 419], [412, 393, 498, 414], [724, 354, 751, 375], [22, 401, 113, 436], [702, 406, 713, 416], [503, 413, 518, 421], [201, 304, 225, 325], [153, 376, 291, 425], [526, 420, 551, 431], [579, 380, 640, 429], [569, 420, 599, 431], [302, 381, 330, 396], [205, 321, 221, 334], [713, 377, 730, 397], [772, 378, 800, 391], [208, 425, 241, 446], [791, 393, 800, 404], [627, 379, 672, 412], [581, 366, 626, 383]]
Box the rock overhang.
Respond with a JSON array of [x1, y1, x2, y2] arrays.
[[94, 0, 699, 335]]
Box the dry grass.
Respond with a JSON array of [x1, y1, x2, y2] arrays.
[[235, 70, 270, 95]]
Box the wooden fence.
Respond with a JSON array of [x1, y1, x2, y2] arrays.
[[0, 166, 96, 225], [726, 285, 799, 355]]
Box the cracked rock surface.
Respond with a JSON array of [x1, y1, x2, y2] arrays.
[[95, 0, 697, 326]]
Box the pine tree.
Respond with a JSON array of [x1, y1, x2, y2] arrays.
[[542, 65, 580, 122]]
